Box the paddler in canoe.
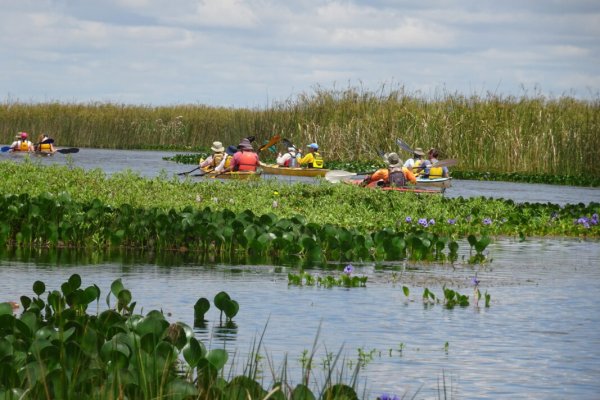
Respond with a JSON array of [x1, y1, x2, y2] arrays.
[[8, 132, 34, 153], [360, 152, 417, 188], [199, 141, 227, 173], [35, 133, 57, 155], [276, 145, 300, 167], [403, 146, 426, 173], [421, 148, 450, 178], [297, 143, 324, 169]]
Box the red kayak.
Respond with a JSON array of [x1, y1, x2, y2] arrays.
[[343, 178, 442, 194]]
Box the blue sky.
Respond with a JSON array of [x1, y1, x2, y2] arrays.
[[1, 0, 598, 107]]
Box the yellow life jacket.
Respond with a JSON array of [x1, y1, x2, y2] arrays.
[[428, 167, 444, 178], [224, 155, 232, 169], [413, 159, 424, 176], [39, 143, 52, 151], [312, 152, 324, 169], [16, 141, 30, 151]]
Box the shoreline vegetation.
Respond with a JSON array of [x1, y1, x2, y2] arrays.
[[2, 86, 598, 178], [1, 161, 598, 244]]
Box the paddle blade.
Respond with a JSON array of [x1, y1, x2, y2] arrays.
[[258, 135, 281, 152], [324, 170, 358, 183], [1, 146, 10, 152], [396, 138, 414, 154], [57, 148, 79, 154], [177, 166, 200, 176]]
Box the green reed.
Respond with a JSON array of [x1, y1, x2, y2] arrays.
[[1, 85, 598, 175]]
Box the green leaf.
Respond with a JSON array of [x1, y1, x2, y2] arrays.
[[206, 348, 228, 371], [110, 279, 125, 298], [214, 292, 231, 311], [32, 281, 45, 296], [183, 337, 206, 367], [402, 286, 410, 297]]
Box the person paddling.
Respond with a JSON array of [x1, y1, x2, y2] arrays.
[[276, 145, 299, 167], [35, 133, 57, 154], [199, 141, 226, 172], [298, 143, 324, 168], [403, 147, 425, 173], [361, 152, 416, 187], [230, 138, 260, 172], [422, 148, 449, 178], [213, 145, 237, 173], [9, 132, 34, 152]]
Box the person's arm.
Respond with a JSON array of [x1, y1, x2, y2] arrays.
[[276, 153, 289, 165], [214, 156, 227, 172], [199, 155, 214, 168], [404, 168, 417, 184], [362, 169, 387, 185], [298, 153, 313, 165]]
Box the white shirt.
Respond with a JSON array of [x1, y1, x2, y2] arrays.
[[276, 151, 298, 166]]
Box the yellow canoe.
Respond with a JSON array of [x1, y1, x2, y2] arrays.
[[203, 170, 261, 180], [260, 163, 329, 177]]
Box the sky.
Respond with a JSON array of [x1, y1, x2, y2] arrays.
[[1, 0, 599, 108]]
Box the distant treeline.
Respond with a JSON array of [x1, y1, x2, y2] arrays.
[[1, 86, 598, 176]]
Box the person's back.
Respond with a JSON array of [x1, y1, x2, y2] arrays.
[[232, 138, 259, 172], [10, 132, 33, 152], [276, 147, 298, 167]]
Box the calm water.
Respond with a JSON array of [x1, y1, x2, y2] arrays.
[[2, 148, 599, 205], [1, 238, 599, 399]]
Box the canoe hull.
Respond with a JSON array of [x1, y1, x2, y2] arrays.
[[415, 177, 452, 189], [203, 171, 261, 180], [260, 163, 329, 177], [343, 179, 443, 194]]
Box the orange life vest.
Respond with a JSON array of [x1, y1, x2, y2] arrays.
[[235, 151, 257, 172]]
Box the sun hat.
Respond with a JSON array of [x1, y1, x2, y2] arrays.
[[238, 138, 253, 151], [287, 147, 296, 152], [211, 141, 225, 152], [413, 147, 425, 156], [307, 143, 319, 150], [226, 145, 237, 155], [386, 152, 403, 168]]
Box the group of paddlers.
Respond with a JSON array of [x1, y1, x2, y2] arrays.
[[7, 132, 57, 154], [361, 147, 449, 187], [199, 136, 324, 173]]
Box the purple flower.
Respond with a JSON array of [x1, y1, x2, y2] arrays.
[[428, 218, 435, 225], [405, 216, 412, 223], [471, 276, 480, 286], [483, 218, 492, 225], [418, 218, 428, 228], [592, 214, 599, 225], [576, 217, 591, 228], [447, 218, 456, 225], [343, 264, 354, 275]]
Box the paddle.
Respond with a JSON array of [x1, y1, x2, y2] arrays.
[[1, 146, 11, 152], [414, 159, 458, 169], [258, 134, 281, 152], [325, 170, 376, 183], [396, 138, 414, 154], [190, 168, 215, 177], [56, 148, 80, 154], [177, 166, 201, 176]]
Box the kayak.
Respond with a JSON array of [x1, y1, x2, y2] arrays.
[[201, 170, 262, 180], [343, 179, 443, 194], [259, 163, 329, 177], [415, 176, 452, 189]]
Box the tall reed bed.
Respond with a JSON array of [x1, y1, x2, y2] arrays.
[[1, 85, 598, 175]]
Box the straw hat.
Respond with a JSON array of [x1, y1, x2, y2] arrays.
[[211, 141, 225, 152], [413, 147, 425, 156], [238, 138, 253, 151], [287, 147, 296, 152], [386, 152, 403, 168]]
